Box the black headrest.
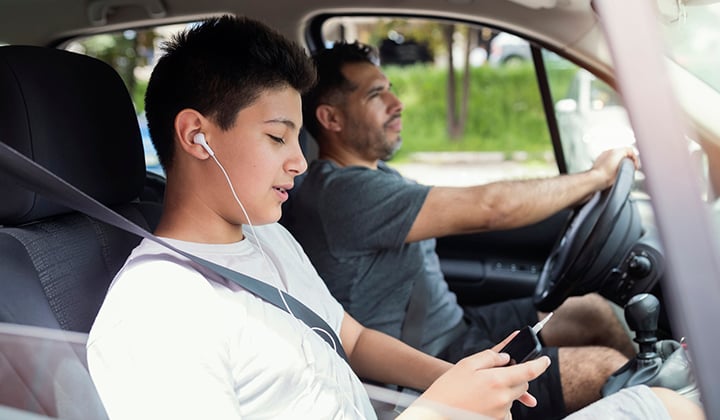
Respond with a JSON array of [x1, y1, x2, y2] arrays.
[[0, 45, 146, 225]]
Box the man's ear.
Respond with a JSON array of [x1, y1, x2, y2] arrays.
[[175, 109, 211, 159], [315, 104, 343, 132]]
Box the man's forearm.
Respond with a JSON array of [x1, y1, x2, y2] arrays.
[[475, 168, 606, 230], [408, 167, 607, 242]]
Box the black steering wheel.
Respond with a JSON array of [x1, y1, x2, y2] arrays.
[[534, 158, 637, 312]]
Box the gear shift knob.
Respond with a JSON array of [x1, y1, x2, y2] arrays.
[[625, 293, 660, 332], [603, 293, 697, 400], [624, 293, 660, 360]]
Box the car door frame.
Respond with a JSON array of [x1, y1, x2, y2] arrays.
[[303, 13, 587, 305], [595, 0, 720, 416]]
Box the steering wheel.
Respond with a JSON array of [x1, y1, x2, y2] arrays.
[[533, 158, 636, 312]]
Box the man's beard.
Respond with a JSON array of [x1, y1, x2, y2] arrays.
[[380, 114, 403, 161], [380, 136, 402, 161], [345, 118, 402, 162], [367, 130, 401, 162]]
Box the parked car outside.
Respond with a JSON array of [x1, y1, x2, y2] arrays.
[[555, 69, 636, 173], [488, 32, 531, 67]]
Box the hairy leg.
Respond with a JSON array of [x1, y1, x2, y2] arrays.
[[558, 346, 628, 413], [539, 293, 636, 358]]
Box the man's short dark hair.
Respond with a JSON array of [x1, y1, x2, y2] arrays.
[[302, 42, 379, 139], [145, 15, 316, 171]]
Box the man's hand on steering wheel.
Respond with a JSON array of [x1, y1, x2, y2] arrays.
[[591, 147, 640, 190], [534, 151, 640, 312]]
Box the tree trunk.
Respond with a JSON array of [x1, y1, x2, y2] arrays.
[[459, 26, 476, 136], [444, 25, 459, 140], [446, 25, 475, 141]]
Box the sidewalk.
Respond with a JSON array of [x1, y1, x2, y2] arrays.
[[390, 151, 558, 186]]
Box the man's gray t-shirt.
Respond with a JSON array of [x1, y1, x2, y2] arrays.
[[287, 160, 463, 349]]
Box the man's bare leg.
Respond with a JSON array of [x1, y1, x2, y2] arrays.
[[540, 293, 636, 358], [558, 346, 628, 412]]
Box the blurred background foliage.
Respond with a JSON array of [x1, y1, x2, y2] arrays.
[[68, 21, 575, 160], [385, 63, 575, 161]]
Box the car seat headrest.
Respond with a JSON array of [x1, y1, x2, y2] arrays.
[[0, 45, 146, 225]]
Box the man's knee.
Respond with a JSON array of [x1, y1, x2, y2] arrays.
[[557, 346, 629, 412], [539, 293, 627, 345], [559, 346, 627, 383], [561, 293, 615, 320]]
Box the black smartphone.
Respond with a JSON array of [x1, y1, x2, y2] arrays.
[[500, 312, 554, 366], [499, 325, 543, 365]]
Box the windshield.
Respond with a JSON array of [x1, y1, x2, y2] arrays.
[[661, 1, 720, 135], [662, 2, 720, 92], [659, 1, 720, 207]]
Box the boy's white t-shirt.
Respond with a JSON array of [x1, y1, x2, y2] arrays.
[[87, 223, 374, 419]]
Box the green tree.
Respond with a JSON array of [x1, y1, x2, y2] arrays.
[[72, 29, 157, 112], [445, 25, 476, 141], [367, 20, 477, 140]]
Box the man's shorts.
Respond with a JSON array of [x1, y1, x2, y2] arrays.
[[436, 297, 566, 420]]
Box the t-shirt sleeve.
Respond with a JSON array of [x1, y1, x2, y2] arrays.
[[87, 261, 244, 419], [319, 166, 430, 255]]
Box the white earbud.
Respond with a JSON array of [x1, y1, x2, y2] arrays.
[[191, 130, 343, 374], [193, 132, 215, 156], [192, 129, 300, 324]]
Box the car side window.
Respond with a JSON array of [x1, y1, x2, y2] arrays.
[[65, 17, 642, 190], [319, 17, 559, 186], [63, 24, 194, 176], [545, 60, 636, 175]]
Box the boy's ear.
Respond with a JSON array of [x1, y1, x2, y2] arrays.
[[315, 104, 343, 132], [175, 109, 211, 159]]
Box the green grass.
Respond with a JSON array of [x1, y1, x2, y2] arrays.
[[383, 63, 575, 162], [131, 63, 576, 164]]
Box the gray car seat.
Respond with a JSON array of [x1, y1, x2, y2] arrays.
[[0, 45, 161, 418], [0, 45, 162, 332]]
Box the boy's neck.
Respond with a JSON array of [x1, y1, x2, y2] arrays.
[[154, 193, 246, 245], [154, 217, 246, 244]]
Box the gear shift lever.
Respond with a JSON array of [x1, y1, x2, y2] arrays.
[[625, 293, 660, 361], [603, 293, 699, 402]]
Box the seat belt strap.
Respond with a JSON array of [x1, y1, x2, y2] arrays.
[[400, 239, 440, 352], [0, 141, 348, 363], [401, 276, 428, 350]]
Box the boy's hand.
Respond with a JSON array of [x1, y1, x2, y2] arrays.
[[417, 333, 551, 420]]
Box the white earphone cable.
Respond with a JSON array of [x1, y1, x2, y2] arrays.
[[209, 152, 341, 366], [208, 150, 361, 415], [209, 153, 299, 318]]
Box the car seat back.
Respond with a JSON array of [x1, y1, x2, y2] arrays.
[[0, 44, 162, 417], [0, 45, 162, 332]]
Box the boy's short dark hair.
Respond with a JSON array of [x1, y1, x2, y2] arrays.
[[302, 42, 379, 139], [145, 15, 316, 171]]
